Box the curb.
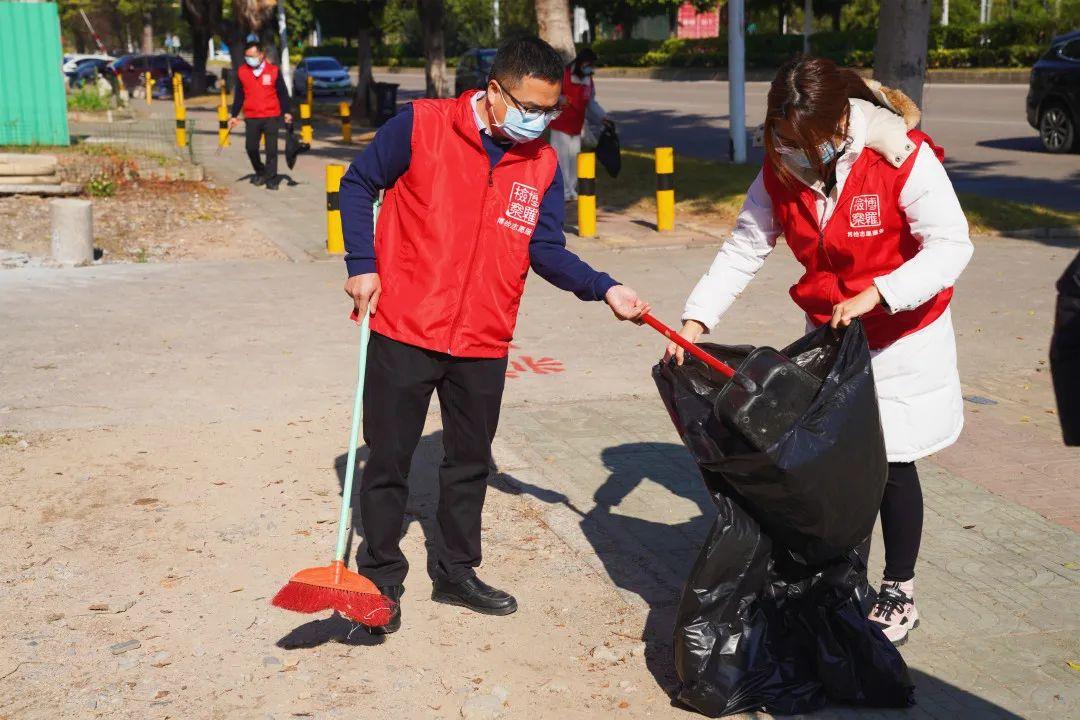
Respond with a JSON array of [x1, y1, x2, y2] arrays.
[[998, 227, 1080, 240]]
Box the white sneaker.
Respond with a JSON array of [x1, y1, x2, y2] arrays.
[[869, 579, 919, 645]]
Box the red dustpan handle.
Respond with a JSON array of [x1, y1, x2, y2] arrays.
[[642, 314, 736, 379]]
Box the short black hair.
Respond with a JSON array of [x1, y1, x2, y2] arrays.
[[574, 47, 598, 65], [490, 36, 564, 89], [244, 40, 262, 52]]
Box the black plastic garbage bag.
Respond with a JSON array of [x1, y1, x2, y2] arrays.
[[595, 123, 621, 178], [1051, 250, 1080, 446], [654, 321, 888, 564], [285, 121, 309, 169], [654, 321, 913, 716], [672, 478, 913, 716]]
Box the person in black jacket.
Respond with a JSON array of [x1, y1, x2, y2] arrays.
[[1051, 250, 1080, 445]]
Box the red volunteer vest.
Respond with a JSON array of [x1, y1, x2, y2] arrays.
[[237, 62, 281, 118], [549, 67, 593, 136], [372, 93, 559, 358], [762, 130, 952, 350]]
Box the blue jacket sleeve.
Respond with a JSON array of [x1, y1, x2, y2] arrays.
[[339, 104, 414, 276], [529, 162, 619, 301]]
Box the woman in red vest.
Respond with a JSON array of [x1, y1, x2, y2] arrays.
[[668, 57, 974, 646], [549, 48, 611, 201]]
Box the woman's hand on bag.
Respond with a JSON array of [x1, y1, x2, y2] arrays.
[[830, 285, 882, 329], [664, 320, 707, 365]]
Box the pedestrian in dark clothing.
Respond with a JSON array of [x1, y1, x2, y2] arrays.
[[339, 36, 650, 635], [1051, 250, 1080, 445], [228, 40, 293, 189]]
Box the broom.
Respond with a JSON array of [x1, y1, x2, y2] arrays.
[[271, 310, 395, 627]]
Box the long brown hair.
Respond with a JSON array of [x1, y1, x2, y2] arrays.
[[764, 57, 883, 185]]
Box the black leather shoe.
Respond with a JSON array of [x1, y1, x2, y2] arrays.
[[431, 576, 517, 616], [368, 584, 403, 635], [265, 176, 280, 190], [251, 175, 266, 186]]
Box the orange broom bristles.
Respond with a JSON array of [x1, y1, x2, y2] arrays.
[[271, 560, 395, 627]]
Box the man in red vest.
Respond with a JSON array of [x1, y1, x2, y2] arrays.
[[227, 40, 293, 190], [338, 37, 648, 635]]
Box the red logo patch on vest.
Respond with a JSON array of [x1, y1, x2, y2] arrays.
[[849, 194, 884, 238], [498, 182, 541, 235]]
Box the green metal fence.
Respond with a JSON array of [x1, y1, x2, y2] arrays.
[[0, 1, 70, 146]]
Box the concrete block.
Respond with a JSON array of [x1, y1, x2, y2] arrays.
[[50, 199, 94, 265], [0, 153, 59, 176]]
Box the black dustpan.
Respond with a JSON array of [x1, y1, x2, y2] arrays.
[[643, 314, 820, 450]]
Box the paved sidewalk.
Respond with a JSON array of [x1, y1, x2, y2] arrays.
[[3, 227, 1077, 717]]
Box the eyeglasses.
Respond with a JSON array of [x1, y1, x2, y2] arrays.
[[497, 82, 561, 122]]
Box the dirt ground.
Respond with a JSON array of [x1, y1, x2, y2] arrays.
[[0, 146, 283, 265], [0, 420, 673, 720]]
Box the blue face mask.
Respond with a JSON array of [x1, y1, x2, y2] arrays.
[[493, 84, 559, 143], [244, 56, 262, 68], [579, 65, 595, 76], [786, 140, 841, 170]]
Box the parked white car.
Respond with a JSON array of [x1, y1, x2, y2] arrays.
[[62, 53, 114, 74]]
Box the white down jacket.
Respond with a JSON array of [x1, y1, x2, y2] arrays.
[[683, 96, 974, 462]]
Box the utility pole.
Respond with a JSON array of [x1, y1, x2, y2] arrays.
[[494, 0, 500, 41], [728, 0, 746, 163], [278, 2, 293, 94], [803, 0, 813, 55], [942, 0, 949, 25]]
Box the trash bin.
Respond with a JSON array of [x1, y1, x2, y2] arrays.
[[371, 82, 399, 127]]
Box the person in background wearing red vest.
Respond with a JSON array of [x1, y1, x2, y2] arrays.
[[667, 57, 974, 646], [549, 48, 611, 202], [337, 37, 649, 635], [227, 40, 293, 190]]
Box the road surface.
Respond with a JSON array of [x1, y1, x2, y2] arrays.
[[376, 73, 1080, 212]]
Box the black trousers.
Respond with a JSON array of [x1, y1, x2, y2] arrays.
[[244, 116, 279, 180], [859, 462, 923, 582], [356, 332, 508, 587]]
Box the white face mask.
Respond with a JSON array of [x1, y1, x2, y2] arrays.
[[244, 56, 262, 68]]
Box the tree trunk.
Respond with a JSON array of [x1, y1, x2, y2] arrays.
[[417, 0, 449, 98], [534, 0, 575, 63], [873, 0, 931, 109], [182, 0, 222, 96], [355, 24, 375, 118], [142, 13, 154, 54], [832, 6, 842, 30], [778, 2, 788, 35]]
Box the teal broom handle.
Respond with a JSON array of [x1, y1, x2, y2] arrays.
[[334, 310, 371, 563], [334, 193, 380, 564]]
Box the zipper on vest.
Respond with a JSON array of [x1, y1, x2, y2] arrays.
[[448, 164, 494, 353]]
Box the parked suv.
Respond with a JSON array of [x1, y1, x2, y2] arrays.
[[1027, 30, 1080, 153]]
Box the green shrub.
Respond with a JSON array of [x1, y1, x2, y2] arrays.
[[67, 87, 110, 112], [85, 173, 116, 197]]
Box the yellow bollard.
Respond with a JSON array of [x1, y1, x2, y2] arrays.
[[577, 152, 597, 238], [300, 103, 312, 146], [144, 71, 154, 104], [340, 101, 351, 143], [217, 85, 230, 147], [655, 147, 675, 232], [326, 164, 346, 254], [306, 74, 314, 109], [173, 75, 187, 148], [217, 104, 230, 148]]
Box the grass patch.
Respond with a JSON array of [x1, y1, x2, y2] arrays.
[[959, 193, 1080, 234], [600, 148, 1080, 236], [67, 87, 112, 112], [596, 149, 757, 227]]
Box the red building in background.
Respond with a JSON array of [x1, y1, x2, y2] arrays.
[[676, 2, 720, 39]]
